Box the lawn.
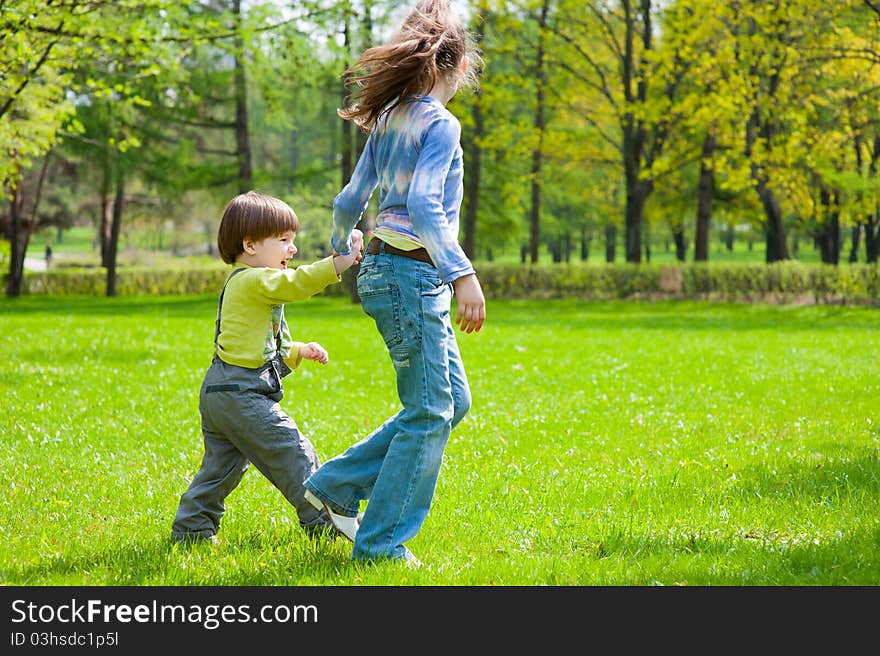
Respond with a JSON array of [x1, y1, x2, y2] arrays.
[[0, 294, 877, 586]]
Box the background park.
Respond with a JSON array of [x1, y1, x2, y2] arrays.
[[1, 1, 878, 587]]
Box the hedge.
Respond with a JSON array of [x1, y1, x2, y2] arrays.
[[6, 261, 880, 305], [476, 261, 880, 305]]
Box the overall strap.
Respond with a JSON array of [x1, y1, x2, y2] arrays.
[[214, 267, 246, 344]]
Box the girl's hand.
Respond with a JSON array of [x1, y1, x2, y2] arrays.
[[452, 274, 486, 334]]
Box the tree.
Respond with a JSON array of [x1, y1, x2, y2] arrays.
[[549, 1, 695, 263], [527, 0, 551, 264], [461, 1, 489, 260], [460, 2, 538, 260], [1, 1, 209, 296]]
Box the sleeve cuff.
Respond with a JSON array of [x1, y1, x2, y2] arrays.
[[284, 342, 305, 370]]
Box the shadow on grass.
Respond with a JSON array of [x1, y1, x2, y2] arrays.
[[584, 448, 880, 584], [731, 446, 880, 505], [590, 521, 880, 585], [3, 530, 358, 586]]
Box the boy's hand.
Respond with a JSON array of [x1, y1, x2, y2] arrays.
[[298, 342, 328, 364], [350, 229, 364, 256]]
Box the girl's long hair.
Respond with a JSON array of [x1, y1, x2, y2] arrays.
[[338, 0, 481, 132]]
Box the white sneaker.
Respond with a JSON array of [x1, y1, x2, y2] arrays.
[[304, 489, 359, 543], [403, 552, 423, 569]]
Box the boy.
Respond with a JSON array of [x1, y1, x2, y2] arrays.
[[170, 191, 363, 544]]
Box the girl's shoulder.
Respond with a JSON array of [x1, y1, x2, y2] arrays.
[[415, 94, 457, 117], [380, 97, 460, 142], [410, 96, 461, 135], [392, 95, 455, 122]]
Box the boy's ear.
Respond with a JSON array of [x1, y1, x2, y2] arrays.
[[242, 237, 256, 254]]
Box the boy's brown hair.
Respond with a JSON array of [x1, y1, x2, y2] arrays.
[[216, 191, 300, 265]]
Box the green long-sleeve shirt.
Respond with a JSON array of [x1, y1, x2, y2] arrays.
[[215, 256, 340, 370]]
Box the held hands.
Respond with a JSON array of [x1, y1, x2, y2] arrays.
[[452, 274, 486, 334], [332, 228, 365, 275]]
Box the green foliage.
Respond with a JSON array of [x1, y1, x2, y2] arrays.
[[0, 1, 206, 194], [3, 0, 879, 274]]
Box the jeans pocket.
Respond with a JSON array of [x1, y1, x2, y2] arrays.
[[420, 271, 451, 318], [363, 286, 404, 348], [356, 257, 393, 296], [361, 276, 410, 367]]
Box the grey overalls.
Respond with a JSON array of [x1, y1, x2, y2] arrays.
[[170, 268, 329, 540]]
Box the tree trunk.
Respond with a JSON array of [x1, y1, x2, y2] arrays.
[[605, 224, 616, 263], [106, 167, 125, 297], [620, 1, 660, 264], [580, 227, 589, 261], [340, 14, 353, 188], [624, 177, 649, 263], [848, 225, 861, 263], [529, 0, 549, 264], [694, 131, 715, 261], [5, 154, 50, 297], [744, 56, 787, 263], [672, 228, 686, 261], [865, 221, 880, 264], [463, 87, 482, 260], [356, 1, 372, 164], [725, 228, 734, 251], [5, 184, 27, 298], [816, 187, 840, 264], [100, 152, 113, 268], [757, 182, 788, 262], [866, 135, 880, 263], [462, 6, 485, 260], [866, 219, 879, 263], [233, 0, 252, 193], [340, 7, 375, 304]]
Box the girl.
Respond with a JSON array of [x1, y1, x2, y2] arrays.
[[303, 0, 486, 565]]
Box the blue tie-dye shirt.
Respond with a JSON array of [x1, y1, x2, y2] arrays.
[[330, 95, 475, 285]]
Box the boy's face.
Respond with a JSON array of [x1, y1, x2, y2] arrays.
[[244, 230, 298, 269]]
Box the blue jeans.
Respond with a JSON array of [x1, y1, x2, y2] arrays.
[[305, 245, 471, 561]]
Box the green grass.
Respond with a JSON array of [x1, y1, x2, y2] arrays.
[[0, 295, 877, 586]]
